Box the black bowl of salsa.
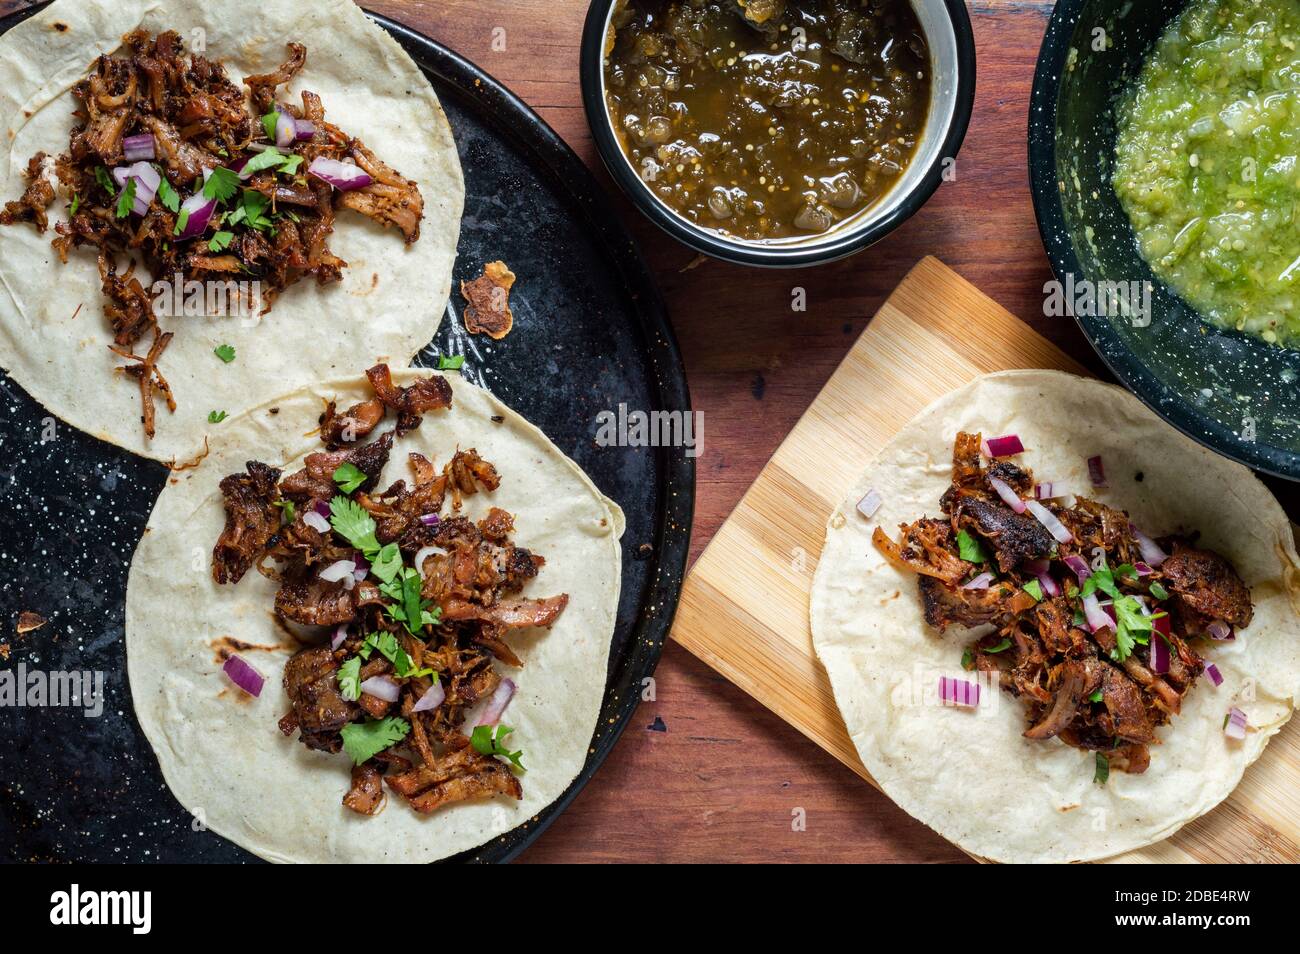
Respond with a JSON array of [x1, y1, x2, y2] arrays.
[[580, 0, 976, 268]]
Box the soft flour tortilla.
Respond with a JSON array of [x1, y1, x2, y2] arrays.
[[0, 0, 463, 462], [811, 370, 1300, 863], [126, 370, 623, 863]]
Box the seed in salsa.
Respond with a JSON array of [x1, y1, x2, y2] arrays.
[[603, 0, 931, 242], [1114, 0, 1300, 346]]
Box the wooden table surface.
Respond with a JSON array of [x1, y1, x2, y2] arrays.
[[13, 0, 1297, 863]]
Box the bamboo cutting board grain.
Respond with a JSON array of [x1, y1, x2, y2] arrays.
[[669, 256, 1300, 863]]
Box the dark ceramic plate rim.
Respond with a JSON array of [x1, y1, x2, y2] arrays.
[[577, 0, 978, 268], [0, 2, 695, 863], [1027, 0, 1300, 481]]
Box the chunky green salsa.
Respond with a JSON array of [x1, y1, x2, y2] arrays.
[[1113, 0, 1300, 346]]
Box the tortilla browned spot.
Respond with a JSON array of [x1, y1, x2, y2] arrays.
[[461, 260, 516, 340]]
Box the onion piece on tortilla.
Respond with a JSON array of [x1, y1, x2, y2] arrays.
[[1129, 524, 1168, 567], [1086, 455, 1107, 488], [477, 678, 516, 726], [856, 489, 883, 519], [1224, 706, 1248, 740], [308, 156, 372, 191], [412, 680, 445, 713], [1025, 499, 1073, 544], [360, 675, 400, 703], [223, 655, 264, 697], [987, 475, 1027, 514], [982, 434, 1024, 457]]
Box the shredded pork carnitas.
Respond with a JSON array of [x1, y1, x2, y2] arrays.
[[211, 365, 567, 815], [0, 30, 424, 438], [874, 432, 1253, 777]]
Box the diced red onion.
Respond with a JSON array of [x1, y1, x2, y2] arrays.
[[1224, 706, 1248, 740], [1207, 619, 1234, 641], [1204, 663, 1223, 687], [1153, 613, 1172, 638], [312, 500, 331, 519], [295, 119, 316, 141], [331, 625, 348, 650], [319, 559, 357, 584], [1037, 572, 1060, 597], [937, 676, 980, 707], [176, 189, 217, 240], [222, 655, 264, 697], [308, 156, 372, 191], [1130, 524, 1168, 568], [412, 680, 445, 713], [1034, 482, 1057, 499], [983, 434, 1024, 457], [113, 161, 160, 215], [962, 572, 995, 590], [353, 565, 368, 583], [122, 133, 156, 162], [1063, 554, 1092, 583], [419, 513, 440, 527], [987, 476, 1027, 514], [274, 107, 297, 149], [1134, 561, 1154, 576], [413, 545, 448, 579], [359, 675, 400, 703], [856, 489, 883, 519], [477, 678, 517, 726], [1025, 499, 1073, 544], [1082, 593, 1111, 632], [1150, 633, 1170, 674], [1086, 455, 1107, 487], [303, 510, 330, 533]]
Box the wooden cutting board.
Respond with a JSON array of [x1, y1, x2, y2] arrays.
[[669, 256, 1300, 864]]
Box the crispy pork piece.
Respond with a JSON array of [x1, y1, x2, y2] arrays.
[[364, 364, 452, 434], [872, 520, 968, 585], [958, 497, 1054, 574], [280, 431, 393, 500], [0, 153, 55, 230], [212, 461, 283, 584], [460, 260, 516, 339], [338, 140, 424, 242], [385, 745, 522, 813], [281, 647, 357, 752], [343, 763, 385, 815], [918, 576, 1008, 631], [1160, 543, 1253, 630]]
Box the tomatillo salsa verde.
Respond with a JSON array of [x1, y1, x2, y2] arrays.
[[602, 0, 931, 242]]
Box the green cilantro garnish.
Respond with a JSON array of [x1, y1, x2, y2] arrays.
[[208, 230, 235, 252], [1081, 566, 1121, 601], [956, 529, 989, 564], [359, 631, 433, 679], [1110, 595, 1154, 662], [437, 354, 465, 371], [203, 166, 240, 202], [337, 656, 362, 701], [273, 499, 295, 524], [1114, 563, 1137, 580], [960, 648, 974, 671], [94, 166, 117, 195], [1094, 752, 1110, 786], [1072, 609, 1087, 627], [470, 724, 525, 772], [1148, 581, 1169, 601], [115, 178, 137, 218], [369, 542, 403, 584], [157, 177, 180, 212], [1088, 689, 1103, 703], [235, 189, 274, 230], [207, 409, 228, 423], [379, 567, 441, 635], [983, 637, 1012, 654], [69, 193, 80, 217], [328, 495, 380, 554], [340, 717, 409, 766], [261, 111, 279, 141], [332, 461, 368, 494], [1022, 579, 1043, 602], [213, 343, 236, 363], [243, 148, 291, 176], [173, 207, 191, 236], [278, 153, 304, 175]]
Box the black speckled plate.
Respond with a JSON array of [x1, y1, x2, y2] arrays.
[[1029, 0, 1300, 480], [0, 5, 692, 863]]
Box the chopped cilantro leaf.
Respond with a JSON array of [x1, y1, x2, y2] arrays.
[[278, 153, 304, 175], [1022, 579, 1043, 602], [207, 409, 228, 423], [94, 166, 117, 196], [337, 656, 361, 701], [1088, 689, 1103, 703], [437, 354, 465, 371], [1109, 595, 1153, 662], [983, 637, 1012, 654], [1081, 567, 1121, 601], [1094, 752, 1110, 785], [360, 630, 429, 679], [1148, 581, 1169, 601], [203, 166, 240, 202], [272, 499, 295, 525], [470, 724, 525, 772], [956, 529, 989, 564], [380, 567, 441, 636], [238, 189, 273, 230], [208, 230, 234, 252], [69, 193, 80, 217], [261, 111, 279, 141], [115, 178, 137, 218], [328, 495, 380, 555], [332, 461, 367, 494], [340, 717, 409, 766], [1114, 563, 1137, 580], [243, 148, 290, 176], [369, 542, 403, 584], [213, 343, 236, 363], [173, 207, 191, 236], [157, 177, 180, 212], [960, 648, 974, 671]]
